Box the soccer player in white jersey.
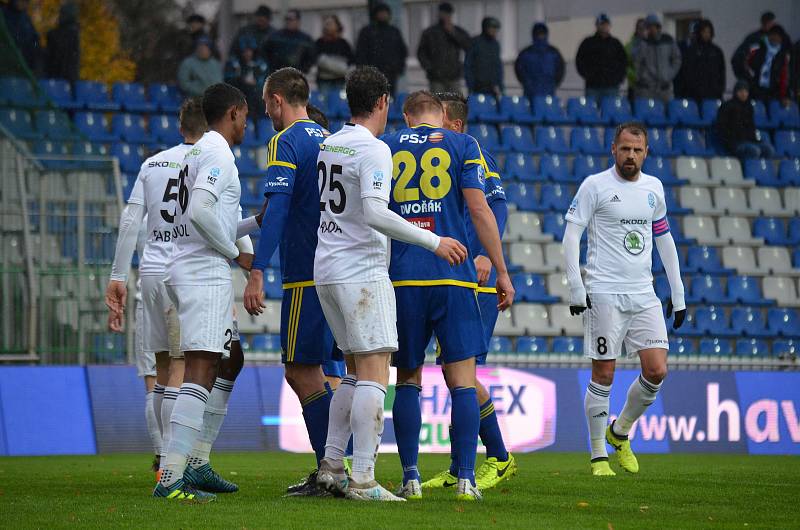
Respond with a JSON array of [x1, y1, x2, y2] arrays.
[[313, 66, 468, 501], [154, 84, 254, 502], [563, 122, 686, 476]]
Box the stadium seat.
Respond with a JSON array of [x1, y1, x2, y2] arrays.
[[763, 276, 800, 307], [232, 146, 260, 175], [634, 98, 668, 126], [600, 95, 634, 124], [111, 113, 151, 143], [772, 339, 797, 357], [149, 114, 181, 144], [768, 100, 800, 128], [488, 336, 513, 353], [516, 336, 547, 354], [718, 217, 762, 246], [753, 218, 788, 245], [255, 118, 276, 145], [543, 241, 575, 272], [775, 130, 800, 158], [34, 110, 77, 141], [504, 182, 538, 211], [646, 128, 674, 156], [542, 213, 567, 240], [533, 95, 570, 124], [687, 274, 731, 305], [567, 97, 607, 125], [653, 274, 670, 299], [682, 216, 723, 245], [728, 276, 772, 306], [500, 95, 536, 124], [701, 99, 721, 125], [505, 212, 552, 242], [693, 306, 734, 337], [493, 308, 519, 336], [74, 81, 120, 111], [546, 272, 569, 300], [110, 143, 145, 173], [572, 155, 604, 181], [735, 338, 770, 358], [535, 126, 570, 154], [778, 159, 800, 186], [0, 76, 47, 107], [112, 82, 157, 113], [513, 272, 559, 303], [74, 111, 117, 142], [758, 247, 797, 275], [675, 157, 711, 185], [767, 308, 800, 337], [515, 303, 559, 336], [470, 124, 502, 153], [570, 127, 606, 155], [509, 242, 552, 272], [326, 89, 349, 119], [39, 78, 79, 109], [552, 336, 583, 355], [388, 92, 407, 121], [504, 153, 538, 181], [672, 128, 712, 156], [685, 246, 733, 274], [750, 100, 773, 128], [240, 119, 260, 147], [250, 334, 281, 351], [708, 157, 747, 187], [722, 246, 760, 275], [0, 109, 39, 140], [33, 140, 71, 170], [748, 187, 788, 217], [789, 218, 800, 245], [785, 189, 800, 216], [72, 141, 110, 171], [670, 336, 694, 356], [468, 94, 504, 123], [642, 155, 681, 184], [540, 154, 572, 182], [699, 338, 733, 356], [261, 268, 283, 299], [539, 183, 571, 211], [679, 186, 718, 214], [713, 187, 749, 215], [668, 99, 704, 127], [148, 83, 182, 113], [501, 125, 539, 154]]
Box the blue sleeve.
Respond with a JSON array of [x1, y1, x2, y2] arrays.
[[461, 135, 486, 191], [263, 134, 297, 196], [251, 193, 291, 271], [490, 195, 508, 238]]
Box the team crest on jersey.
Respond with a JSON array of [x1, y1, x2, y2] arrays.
[[429, 132, 444, 143], [372, 170, 384, 190], [568, 197, 578, 215], [623, 230, 645, 255], [648, 192, 655, 208], [211, 167, 220, 177], [477, 164, 485, 184]]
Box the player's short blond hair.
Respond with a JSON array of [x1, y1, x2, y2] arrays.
[[402, 90, 444, 118]]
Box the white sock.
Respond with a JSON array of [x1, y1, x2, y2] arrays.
[[145, 391, 163, 455], [153, 384, 165, 434], [350, 381, 386, 485], [188, 378, 234, 469], [584, 381, 611, 461], [614, 374, 662, 436], [159, 383, 208, 487], [160, 386, 179, 463], [324, 375, 356, 463]]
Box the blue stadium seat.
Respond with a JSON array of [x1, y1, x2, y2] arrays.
[[743, 158, 779, 186], [540, 154, 572, 183], [535, 126, 570, 154], [600, 96, 634, 124], [240, 119, 259, 147], [250, 334, 280, 351], [308, 90, 329, 115], [92, 333, 125, 362], [769, 100, 800, 128], [672, 128, 712, 156], [751, 100, 773, 128], [654, 275, 670, 299], [542, 213, 567, 240], [672, 309, 696, 336], [470, 124, 502, 153], [504, 153, 538, 182], [72, 141, 109, 170], [74, 111, 117, 143], [736, 338, 770, 358], [642, 155, 681, 184], [539, 183, 571, 211], [670, 337, 694, 356], [533, 95, 570, 124], [772, 339, 797, 357], [110, 143, 145, 173], [0, 108, 39, 140], [647, 128, 674, 156], [789, 218, 800, 246], [685, 246, 733, 275], [693, 306, 734, 336], [500, 95, 536, 124], [767, 308, 800, 337], [513, 273, 559, 303], [570, 127, 606, 155], [39, 78, 79, 109], [504, 182, 538, 210], [634, 98, 668, 126], [552, 337, 583, 354], [148, 83, 182, 113], [778, 159, 800, 186], [74, 81, 120, 111], [239, 178, 262, 208], [701, 99, 721, 125], [686, 274, 731, 305], [33, 140, 72, 170], [149, 114, 181, 144], [112, 82, 157, 113], [516, 336, 547, 354], [795, 249, 800, 268], [0, 76, 47, 107], [255, 118, 276, 144], [668, 99, 705, 127], [753, 218, 788, 245], [468, 94, 504, 123], [775, 130, 800, 158], [35, 110, 77, 141], [388, 93, 407, 121], [232, 146, 259, 175], [500, 125, 539, 154], [111, 113, 151, 143], [662, 185, 691, 214], [730, 307, 771, 337], [567, 97, 607, 125], [572, 154, 604, 181], [699, 338, 732, 356], [326, 89, 349, 119], [755, 129, 774, 153], [262, 268, 283, 299], [488, 336, 513, 353]]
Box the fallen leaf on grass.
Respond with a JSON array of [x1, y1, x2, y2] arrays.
[[639, 505, 649, 513], [607, 523, 614, 530], [455, 505, 465, 513], [230, 471, 238, 475], [107, 506, 117, 514], [577, 502, 589, 508], [500, 488, 510, 494]]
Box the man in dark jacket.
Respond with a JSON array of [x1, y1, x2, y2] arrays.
[[514, 22, 565, 100], [632, 14, 681, 101], [1, 0, 41, 75], [417, 2, 471, 93], [355, 3, 408, 96], [744, 25, 792, 103], [716, 81, 775, 160], [45, 3, 80, 82], [229, 5, 274, 62], [465, 17, 502, 97], [731, 11, 788, 81], [575, 13, 626, 101], [261, 9, 315, 74], [678, 19, 725, 103]]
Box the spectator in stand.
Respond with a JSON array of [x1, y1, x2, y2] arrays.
[[794, 39, 800, 105], [417, 2, 471, 94], [731, 11, 789, 81], [632, 14, 681, 102], [224, 36, 268, 115], [314, 15, 354, 92], [625, 18, 647, 102], [514, 22, 565, 101], [744, 25, 793, 104], [677, 19, 725, 103], [575, 13, 626, 101], [176, 14, 217, 60], [230, 5, 274, 62], [354, 3, 407, 96], [716, 80, 775, 160], [1, 0, 41, 75], [178, 37, 222, 97], [45, 3, 80, 83], [465, 17, 503, 97], [261, 9, 314, 74], [673, 19, 699, 99]]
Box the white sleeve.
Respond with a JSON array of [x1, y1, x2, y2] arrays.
[[127, 165, 146, 205], [359, 143, 392, 201], [564, 178, 597, 227], [563, 221, 587, 305], [188, 188, 240, 260], [110, 203, 146, 281], [193, 150, 234, 199], [363, 197, 440, 252], [655, 232, 686, 311], [236, 215, 259, 238], [236, 234, 254, 254]]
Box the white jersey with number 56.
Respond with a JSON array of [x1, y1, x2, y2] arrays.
[[314, 123, 393, 285]]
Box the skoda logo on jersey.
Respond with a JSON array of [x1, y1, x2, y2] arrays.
[[624, 230, 645, 255], [648, 192, 656, 209]]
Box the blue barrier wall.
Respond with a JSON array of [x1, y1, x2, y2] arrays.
[[0, 366, 797, 456]]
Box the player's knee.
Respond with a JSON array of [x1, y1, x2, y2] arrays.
[[643, 365, 667, 385], [396, 367, 422, 386], [591, 369, 614, 387]]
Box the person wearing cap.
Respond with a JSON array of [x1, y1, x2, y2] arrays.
[[575, 13, 627, 101], [261, 9, 315, 74], [354, 3, 408, 95], [417, 2, 471, 94], [229, 5, 274, 62], [632, 14, 681, 101], [716, 81, 775, 160], [178, 37, 223, 97], [677, 19, 725, 103], [731, 11, 790, 81], [514, 22, 565, 100], [464, 17, 503, 97]]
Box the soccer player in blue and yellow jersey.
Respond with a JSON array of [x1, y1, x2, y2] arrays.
[[243, 68, 338, 496], [421, 92, 518, 491], [382, 91, 515, 501]]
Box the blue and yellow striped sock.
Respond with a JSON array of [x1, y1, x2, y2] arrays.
[[479, 398, 508, 461], [301, 389, 331, 467], [451, 386, 479, 486], [393, 383, 422, 484]]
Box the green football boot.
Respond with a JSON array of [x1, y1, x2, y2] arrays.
[[184, 463, 239, 493]]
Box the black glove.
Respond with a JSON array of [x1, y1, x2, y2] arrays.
[[666, 298, 686, 329], [569, 295, 592, 316]]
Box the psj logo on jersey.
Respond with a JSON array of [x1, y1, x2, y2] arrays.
[[398, 133, 434, 144]]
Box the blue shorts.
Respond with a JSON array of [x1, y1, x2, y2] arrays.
[[280, 284, 334, 365], [392, 285, 486, 370], [435, 289, 497, 366], [323, 346, 345, 378]]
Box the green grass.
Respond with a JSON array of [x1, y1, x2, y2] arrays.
[[1, 452, 798, 529]]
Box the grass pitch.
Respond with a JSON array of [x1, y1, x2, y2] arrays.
[[1, 452, 798, 529]]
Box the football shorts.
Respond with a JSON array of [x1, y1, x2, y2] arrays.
[[584, 292, 669, 360], [134, 298, 156, 377], [141, 275, 182, 359], [165, 281, 233, 357]]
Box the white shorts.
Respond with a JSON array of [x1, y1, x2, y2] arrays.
[[134, 298, 156, 377], [165, 282, 233, 357], [584, 292, 669, 360], [141, 275, 182, 359], [316, 279, 398, 355]]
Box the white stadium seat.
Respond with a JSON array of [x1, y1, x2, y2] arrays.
[[713, 187, 750, 215], [258, 301, 282, 334], [514, 303, 560, 336], [547, 272, 570, 301], [758, 247, 799, 276], [682, 215, 724, 245], [718, 217, 763, 246], [709, 157, 750, 187], [748, 187, 789, 217], [783, 188, 800, 215], [722, 246, 761, 275], [763, 277, 800, 307], [509, 242, 553, 272], [544, 242, 567, 271], [493, 308, 521, 336], [550, 304, 584, 335], [675, 156, 709, 184], [679, 186, 719, 214], [505, 212, 552, 242]]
